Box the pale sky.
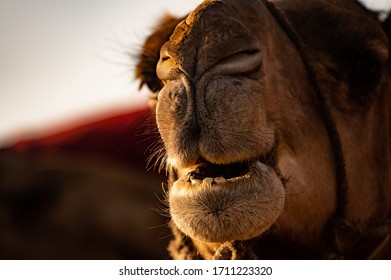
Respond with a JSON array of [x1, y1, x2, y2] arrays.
[[0, 0, 201, 145], [0, 0, 389, 146], [359, 0, 391, 20]]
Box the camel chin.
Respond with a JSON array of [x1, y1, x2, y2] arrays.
[[169, 161, 285, 243]]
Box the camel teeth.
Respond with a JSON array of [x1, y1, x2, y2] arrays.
[[190, 178, 202, 185], [227, 173, 251, 182], [189, 175, 231, 186], [214, 177, 227, 184], [202, 177, 214, 186]]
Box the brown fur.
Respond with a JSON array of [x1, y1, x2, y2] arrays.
[[136, 0, 391, 259]]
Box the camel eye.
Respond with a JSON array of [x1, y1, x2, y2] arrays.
[[213, 49, 262, 76]]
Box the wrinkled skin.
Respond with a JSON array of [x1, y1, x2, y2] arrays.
[[136, 0, 391, 259]]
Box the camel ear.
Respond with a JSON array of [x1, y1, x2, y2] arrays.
[[135, 14, 184, 93]]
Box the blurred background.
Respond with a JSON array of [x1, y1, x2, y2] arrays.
[[0, 0, 202, 146], [0, 0, 390, 260], [0, 0, 201, 260]]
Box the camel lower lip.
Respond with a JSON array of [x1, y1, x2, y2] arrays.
[[169, 161, 285, 243]]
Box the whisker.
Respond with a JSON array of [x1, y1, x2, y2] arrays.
[[146, 143, 167, 173], [147, 221, 171, 230], [158, 232, 174, 241], [94, 52, 133, 67], [151, 202, 170, 218], [151, 184, 170, 217], [158, 154, 169, 174]]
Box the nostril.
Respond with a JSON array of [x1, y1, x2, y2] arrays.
[[162, 54, 171, 62], [157, 50, 179, 82]]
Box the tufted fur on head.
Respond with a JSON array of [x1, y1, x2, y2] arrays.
[[135, 15, 184, 93]]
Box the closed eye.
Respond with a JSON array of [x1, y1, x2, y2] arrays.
[[211, 49, 262, 75]]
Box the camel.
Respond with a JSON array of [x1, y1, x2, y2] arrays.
[[135, 0, 391, 259]]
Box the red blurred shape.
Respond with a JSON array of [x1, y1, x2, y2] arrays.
[[6, 106, 156, 169]]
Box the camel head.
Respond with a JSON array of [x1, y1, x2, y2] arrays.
[[136, 0, 391, 259]]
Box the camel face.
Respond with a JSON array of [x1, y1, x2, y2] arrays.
[[136, 0, 391, 259], [156, 0, 285, 243]]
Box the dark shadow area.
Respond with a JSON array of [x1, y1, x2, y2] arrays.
[[0, 107, 170, 259]]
